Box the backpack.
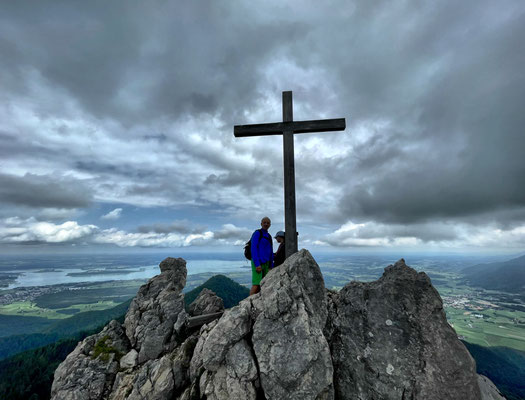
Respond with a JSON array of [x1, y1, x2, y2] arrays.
[[244, 229, 271, 260]]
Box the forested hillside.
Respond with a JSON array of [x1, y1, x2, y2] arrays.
[[0, 275, 249, 399], [0, 331, 93, 400], [0, 299, 132, 361], [184, 274, 249, 309], [463, 341, 525, 400], [462, 255, 525, 293]]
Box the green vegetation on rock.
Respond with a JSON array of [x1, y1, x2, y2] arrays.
[[92, 336, 123, 362]]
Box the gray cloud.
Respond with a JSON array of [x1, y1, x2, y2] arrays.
[[213, 224, 252, 241], [0, 1, 308, 125], [137, 220, 206, 235], [1, 1, 524, 251], [0, 173, 92, 209]]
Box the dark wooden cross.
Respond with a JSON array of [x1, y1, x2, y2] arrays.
[[234, 91, 346, 258]]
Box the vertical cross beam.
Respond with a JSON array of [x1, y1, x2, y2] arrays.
[[282, 91, 298, 257], [234, 91, 346, 260]]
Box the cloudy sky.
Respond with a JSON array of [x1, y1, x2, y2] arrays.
[[1, 0, 524, 254]]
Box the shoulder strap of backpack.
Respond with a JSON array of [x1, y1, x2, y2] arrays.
[[258, 229, 272, 244]]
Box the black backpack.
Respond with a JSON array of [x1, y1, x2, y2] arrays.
[[244, 229, 271, 260]]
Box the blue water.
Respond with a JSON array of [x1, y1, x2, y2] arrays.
[[0, 251, 494, 290], [0, 253, 251, 289]]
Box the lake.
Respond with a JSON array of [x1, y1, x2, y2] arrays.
[[0, 253, 251, 289]]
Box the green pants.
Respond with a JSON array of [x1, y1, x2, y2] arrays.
[[251, 260, 270, 285]]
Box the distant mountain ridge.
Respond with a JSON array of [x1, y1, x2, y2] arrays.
[[462, 254, 525, 293], [184, 274, 249, 309]]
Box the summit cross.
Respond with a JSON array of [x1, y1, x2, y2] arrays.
[[234, 91, 346, 258]]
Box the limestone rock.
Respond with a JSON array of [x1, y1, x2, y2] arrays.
[[51, 252, 505, 400], [198, 339, 258, 400], [190, 299, 259, 399], [110, 334, 198, 400], [189, 250, 333, 400], [120, 349, 138, 369], [189, 288, 224, 316], [125, 257, 187, 364], [51, 320, 130, 400], [325, 258, 482, 400], [253, 249, 334, 400]]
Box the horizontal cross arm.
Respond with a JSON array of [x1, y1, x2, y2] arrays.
[[234, 118, 346, 137]]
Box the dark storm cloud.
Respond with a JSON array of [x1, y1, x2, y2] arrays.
[[288, 1, 525, 226], [0, 173, 92, 209], [0, 1, 308, 125]]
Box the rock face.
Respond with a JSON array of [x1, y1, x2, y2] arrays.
[[51, 250, 504, 400], [252, 250, 333, 399], [51, 320, 131, 400], [125, 257, 187, 364], [325, 259, 481, 399], [188, 288, 224, 316]]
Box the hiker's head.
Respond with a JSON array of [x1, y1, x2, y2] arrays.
[[260, 217, 271, 230], [275, 231, 285, 243]]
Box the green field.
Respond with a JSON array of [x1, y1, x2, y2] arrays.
[[446, 307, 525, 351], [0, 300, 123, 320], [426, 271, 525, 352]]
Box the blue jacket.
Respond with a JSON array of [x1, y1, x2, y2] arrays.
[[251, 229, 273, 267]]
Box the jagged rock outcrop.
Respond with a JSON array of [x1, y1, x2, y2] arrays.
[[189, 288, 224, 316], [125, 257, 187, 364], [51, 250, 505, 400], [324, 259, 481, 399], [252, 250, 333, 399], [51, 320, 131, 399]]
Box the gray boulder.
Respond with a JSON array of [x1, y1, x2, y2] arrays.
[[190, 249, 333, 400], [252, 250, 334, 399], [189, 288, 224, 316], [125, 257, 187, 364], [325, 258, 482, 400]]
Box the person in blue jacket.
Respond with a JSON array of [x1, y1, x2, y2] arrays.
[[250, 216, 274, 295]]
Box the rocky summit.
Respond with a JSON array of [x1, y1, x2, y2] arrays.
[[51, 250, 504, 400]]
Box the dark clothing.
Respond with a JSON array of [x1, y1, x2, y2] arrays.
[[250, 229, 273, 267], [274, 242, 285, 267]]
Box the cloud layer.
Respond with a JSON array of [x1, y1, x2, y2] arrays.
[[1, 1, 524, 252]]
